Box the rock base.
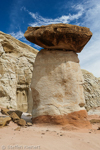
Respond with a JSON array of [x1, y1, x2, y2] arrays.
[[32, 110, 91, 128]]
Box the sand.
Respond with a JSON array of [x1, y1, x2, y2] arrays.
[[0, 111, 100, 150]]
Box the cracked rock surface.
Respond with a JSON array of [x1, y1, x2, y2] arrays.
[[0, 31, 38, 112], [82, 69, 100, 113]]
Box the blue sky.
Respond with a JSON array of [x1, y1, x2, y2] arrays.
[[0, 0, 100, 77]]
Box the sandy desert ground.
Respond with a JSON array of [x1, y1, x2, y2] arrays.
[[0, 111, 100, 150]]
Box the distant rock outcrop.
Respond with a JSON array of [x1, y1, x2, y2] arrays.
[[25, 23, 92, 128], [0, 31, 38, 112], [82, 69, 100, 113]]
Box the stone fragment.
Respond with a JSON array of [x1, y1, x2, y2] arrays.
[[62, 125, 78, 131], [10, 112, 20, 122], [24, 23, 92, 53], [17, 119, 26, 126], [1, 108, 9, 115], [7, 110, 23, 118], [0, 117, 11, 127], [26, 122, 32, 126], [14, 126, 21, 131]]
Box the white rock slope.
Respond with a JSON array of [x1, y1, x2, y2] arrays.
[[82, 69, 100, 112], [0, 31, 38, 112]]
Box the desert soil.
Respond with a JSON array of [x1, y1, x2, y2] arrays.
[[0, 111, 100, 150]]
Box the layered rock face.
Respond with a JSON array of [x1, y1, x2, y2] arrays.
[[24, 23, 92, 127], [0, 31, 38, 112], [82, 69, 100, 113]]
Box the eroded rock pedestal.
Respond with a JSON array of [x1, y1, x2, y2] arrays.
[[24, 23, 92, 128]]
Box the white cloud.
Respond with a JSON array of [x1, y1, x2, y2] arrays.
[[10, 31, 42, 49], [10, 31, 32, 46], [26, 6, 84, 27], [78, 0, 100, 77], [9, 0, 25, 32], [10, 31, 24, 40]]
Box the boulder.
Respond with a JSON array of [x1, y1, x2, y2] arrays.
[[17, 119, 26, 126], [0, 31, 38, 112], [14, 126, 21, 131], [0, 116, 11, 127], [26, 122, 32, 126], [7, 110, 22, 118], [10, 112, 20, 122], [1, 108, 9, 115], [24, 23, 92, 53]]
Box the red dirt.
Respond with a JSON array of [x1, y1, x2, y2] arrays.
[[32, 110, 92, 128]]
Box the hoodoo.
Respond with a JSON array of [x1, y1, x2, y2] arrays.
[[24, 23, 92, 128]]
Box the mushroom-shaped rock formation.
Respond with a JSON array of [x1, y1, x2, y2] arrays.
[[24, 24, 92, 128], [24, 23, 92, 53]]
